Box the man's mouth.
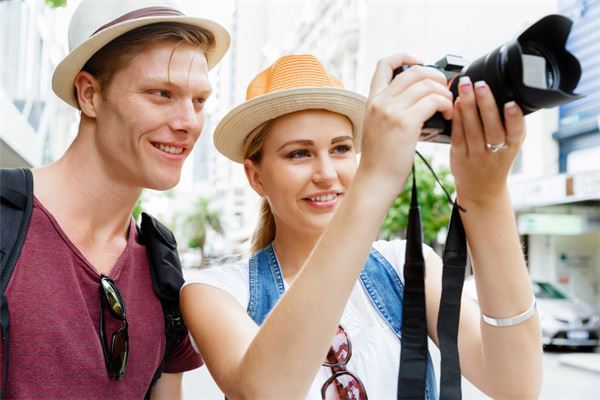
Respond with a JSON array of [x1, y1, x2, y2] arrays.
[[152, 142, 184, 155]]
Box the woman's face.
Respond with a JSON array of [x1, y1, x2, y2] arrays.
[[246, 109, 357, 237]]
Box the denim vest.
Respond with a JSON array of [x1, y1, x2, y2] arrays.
[[246, 242, 438, 400]]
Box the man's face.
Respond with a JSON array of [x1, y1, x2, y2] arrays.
[[93, 42, 211, 190]]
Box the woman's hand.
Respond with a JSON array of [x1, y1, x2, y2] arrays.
[[358, 53, 454, 197], [450, 78, 526, 207]]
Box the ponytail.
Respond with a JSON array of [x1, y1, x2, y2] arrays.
[[250, 199, 276, 253]]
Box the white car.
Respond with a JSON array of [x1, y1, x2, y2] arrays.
[[463, 276, 600, 349]]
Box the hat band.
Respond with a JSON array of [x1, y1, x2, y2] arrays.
[[93, 7, 184, 36]]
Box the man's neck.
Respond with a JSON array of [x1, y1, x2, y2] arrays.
[[32, 139, 141, 243]]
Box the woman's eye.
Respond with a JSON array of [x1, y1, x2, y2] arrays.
[[333, 144, 352, 154], [287, 149, 310, 159]]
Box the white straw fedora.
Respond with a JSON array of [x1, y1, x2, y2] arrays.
[[52, 0, 230, 108], [214, 54, 367, 163]]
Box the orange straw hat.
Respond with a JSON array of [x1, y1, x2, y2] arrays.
[[214, 54, 367, 163]]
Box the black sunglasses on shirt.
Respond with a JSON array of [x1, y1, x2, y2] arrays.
[[99, 274, 129, 380]]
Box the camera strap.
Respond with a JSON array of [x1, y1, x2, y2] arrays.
[[397, 167, 429, 398], [397, 159, 467, 400]]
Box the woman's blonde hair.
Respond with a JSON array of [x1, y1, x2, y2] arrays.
[[243, 121, 276, 253]]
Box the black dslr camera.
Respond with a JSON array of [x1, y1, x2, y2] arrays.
[[393, 14, 584, 143]]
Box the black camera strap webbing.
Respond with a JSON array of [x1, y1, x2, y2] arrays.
[[437, 203, 467, 400], [397, 167, 428, 399], [397, 158, 467, 399]]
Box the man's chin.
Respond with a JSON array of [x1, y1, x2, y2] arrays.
[[145, 175, 181, 191]]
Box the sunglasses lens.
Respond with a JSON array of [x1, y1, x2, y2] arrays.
[[101, 278, 125, 319], [323, 372, 367, 400], [324, 326, 351, 366], [110, 328, 128, 378]]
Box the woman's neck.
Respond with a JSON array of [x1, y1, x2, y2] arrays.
[[272, 228, 322, 284]]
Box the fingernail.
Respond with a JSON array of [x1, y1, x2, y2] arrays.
[[459, 76, 472, 94], [474, 81, 487, 97], [505, 101, 518, 115]]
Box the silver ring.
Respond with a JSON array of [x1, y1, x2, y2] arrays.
[[486, 141, 508, 153]]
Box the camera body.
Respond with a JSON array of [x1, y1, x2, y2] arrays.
[[394, 14, 583, 144]]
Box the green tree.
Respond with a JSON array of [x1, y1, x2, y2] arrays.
[[44, 0, 67, 8], [186, 197, 224, 266], [132, 197, 143, 224], [380, 157, 455, 246]]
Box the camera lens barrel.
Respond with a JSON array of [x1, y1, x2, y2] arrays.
[[461, 14, 582, 117]]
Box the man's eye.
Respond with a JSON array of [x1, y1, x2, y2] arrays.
[[287, 149, 310, 159], [152, 90, 170, 98]]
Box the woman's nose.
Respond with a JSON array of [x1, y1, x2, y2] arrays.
[[312, 156, 337, 185]]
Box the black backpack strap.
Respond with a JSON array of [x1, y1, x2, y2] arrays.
[[138, 212, 187, 399], [0, 168, 34, 400], [437, 204, 467, 400]]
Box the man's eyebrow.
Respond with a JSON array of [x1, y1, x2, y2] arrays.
[[142, 78, 212, 95]]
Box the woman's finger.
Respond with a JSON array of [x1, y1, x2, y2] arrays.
[[503, 101, 526, 148], [401, 93, 454, 128], [456, 76, 485, 154], [386, 78, 453, 117], [451, 98, 467, 156], [473, 81, 506, 152], [386, 65, 448, 97], [369, 53, 422, 98]]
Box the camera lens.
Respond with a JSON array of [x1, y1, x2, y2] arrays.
[[521, 46, 558, 90]]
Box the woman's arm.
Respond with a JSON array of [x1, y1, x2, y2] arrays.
[[425, 77, 542, 399], [181, 54, 454, 400]]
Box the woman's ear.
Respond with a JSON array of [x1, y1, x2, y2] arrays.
[[73, 71, 101, 117], [243, 159, 266, 197]]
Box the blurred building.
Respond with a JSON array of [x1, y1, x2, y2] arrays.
[[0, 0, 77, 169], [510, 0, 600, 309]]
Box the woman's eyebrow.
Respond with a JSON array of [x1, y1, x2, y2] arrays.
[[331, 136, 354, 144], [276, 139, 314, 152]]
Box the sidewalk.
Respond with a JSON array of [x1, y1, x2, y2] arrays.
[[558, 353, 600, 374]]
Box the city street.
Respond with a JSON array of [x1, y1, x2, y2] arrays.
[[183, 265, 600, 399]]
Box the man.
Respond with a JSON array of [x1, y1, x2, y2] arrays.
[[0, 1, 229, 398]]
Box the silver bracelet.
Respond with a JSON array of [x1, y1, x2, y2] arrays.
[[481, 297, 537, 327]]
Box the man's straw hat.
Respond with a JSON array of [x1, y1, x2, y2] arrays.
[[52, 0, 230, 108], [214, 54, 367, 163]]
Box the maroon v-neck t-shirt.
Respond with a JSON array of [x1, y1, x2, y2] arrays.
[[1, 198, 201, 399]]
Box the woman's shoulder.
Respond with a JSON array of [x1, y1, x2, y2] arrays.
[[371, 239, 433, 266], [372, 239, 406, 263], [182, 258, 250, 307]]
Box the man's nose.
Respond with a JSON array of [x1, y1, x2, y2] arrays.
[[170, 100, 202, 135]]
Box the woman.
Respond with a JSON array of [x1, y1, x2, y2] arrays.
[[181, 54, 542, 399]]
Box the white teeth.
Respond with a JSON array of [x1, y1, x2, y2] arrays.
[[154, 143, 183, 154], [309, 193, 337, 202]]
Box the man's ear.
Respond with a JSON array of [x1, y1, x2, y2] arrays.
[[243, 159, 266, 197], [73, 71, 101, 117]]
